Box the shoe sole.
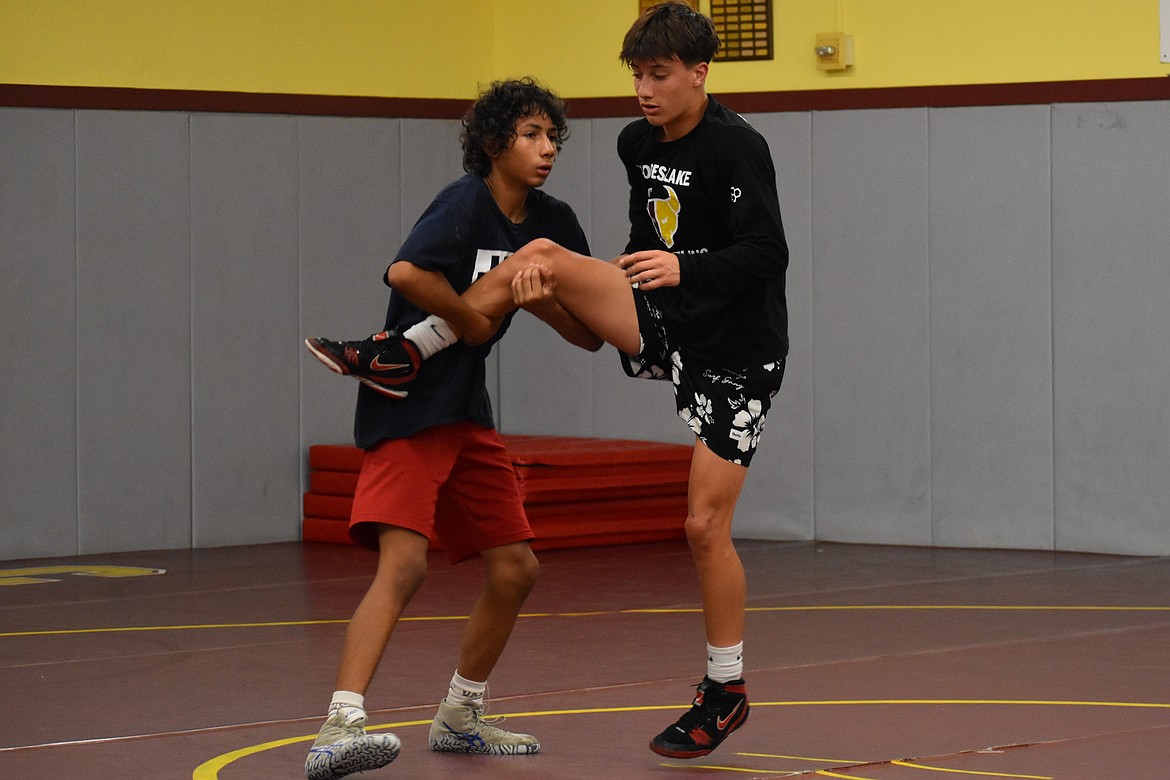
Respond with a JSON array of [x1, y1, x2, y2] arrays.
[[648, 741, 716, 759], [428, 739, 539, 755], [305, 735, 401, 780], [304, 339, 350, 376], [358, 378, 408, 400]]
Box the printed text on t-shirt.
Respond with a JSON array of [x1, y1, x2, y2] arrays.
[[638, 164, 693, 187], [473, 249, 513, 282]]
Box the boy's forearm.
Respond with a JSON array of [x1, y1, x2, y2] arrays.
[[388, 261, 485, 340]]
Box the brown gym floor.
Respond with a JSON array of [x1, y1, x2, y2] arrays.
[[2, 539, 1169, 779]]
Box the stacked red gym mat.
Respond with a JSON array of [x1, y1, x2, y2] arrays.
[[303, 435, 692, 550]]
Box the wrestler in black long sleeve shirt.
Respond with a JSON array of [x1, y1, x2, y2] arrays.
[[618, 95, 789, 367]]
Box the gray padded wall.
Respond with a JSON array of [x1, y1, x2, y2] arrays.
[[811, 108, 932, 545], [0, 109, 78, 559], [4, 98, 1170, 559], [299, 117, 403, 450], [1051, 101, 1170, 555], [190, 114, 302, 547], [586, 117, 635, 262], [399, 119, 466, 234], [929, 105, 1055, 550], [75, 111, 193, 553]]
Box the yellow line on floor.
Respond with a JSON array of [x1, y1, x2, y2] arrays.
[[5, 603, 1169, 638], [192, 699, 1170, 779], [891, 759, 1051, 778]]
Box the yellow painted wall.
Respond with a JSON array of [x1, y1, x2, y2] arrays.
[[0, 0, 493, 99], [2, 1, 1167, 99]]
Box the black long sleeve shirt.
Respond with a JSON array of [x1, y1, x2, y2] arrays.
[[618, 96, 789, 366]]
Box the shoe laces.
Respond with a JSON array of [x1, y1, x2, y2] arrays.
[[467, 685, 507, 728], [673, 681, 717, 731]]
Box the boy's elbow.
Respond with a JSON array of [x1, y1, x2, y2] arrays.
[[385, 260, 410, 289]]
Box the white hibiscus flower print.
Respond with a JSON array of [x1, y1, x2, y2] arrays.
[[680, 393, 715, 436], [728, 397, 766, 453]]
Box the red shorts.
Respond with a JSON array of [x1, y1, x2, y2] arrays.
[[348, 421, 533, 564]]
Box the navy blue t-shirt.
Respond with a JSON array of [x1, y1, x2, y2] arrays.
[[354, 174, 590, 448]]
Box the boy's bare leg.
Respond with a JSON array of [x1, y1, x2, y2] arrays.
[[429, 541, 543, 755], [646, 439, 751, 761], [334, 526, 431, 694], [306, 526, 421, 779], [456, 542, 539, 681], [462, 238, 642, 355], [333, 535, 538, 690], [685, 439, 749, 646], [309, 239, 639, 386]]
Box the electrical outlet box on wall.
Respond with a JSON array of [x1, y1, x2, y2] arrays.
[[815, 32, 854, 71]]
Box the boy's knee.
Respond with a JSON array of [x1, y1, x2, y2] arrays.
[[495, 238, 553, 276], [511, 550, 540, 590], [684, 510, 731, 555], [398, 554, 431, 590], [371, 555, 428, 602], [488, 547, 539, 594], [684, 513, 712, 547], [525, 237, 557, 255], [512, 237, 559, 266]]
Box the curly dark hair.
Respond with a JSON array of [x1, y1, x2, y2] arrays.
[[461, 77, 570, 177], [620, 1, 720, 67]]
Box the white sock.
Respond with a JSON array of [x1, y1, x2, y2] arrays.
[[444, 671, 486, 706], [404, 315, 457, 360], [329, 690, 365, 713], [706, 642, 744, 683]]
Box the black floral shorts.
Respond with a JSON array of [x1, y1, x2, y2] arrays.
[[621, 291, 786, 466]]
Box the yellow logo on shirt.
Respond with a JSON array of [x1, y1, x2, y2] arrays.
[[647, 186, 681, 248]]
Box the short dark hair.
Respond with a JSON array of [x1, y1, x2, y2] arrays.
[[619, 1, 720, 67], [461, 77, 569, 177]]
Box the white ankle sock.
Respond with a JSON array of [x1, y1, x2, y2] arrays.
[[445, 671, 486, 706], [404, 315, 457, 360], [329, 690, 365, 713], [706, 642, 744, 683]]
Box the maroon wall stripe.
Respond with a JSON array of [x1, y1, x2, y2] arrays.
[[0, 84, 468, 118], [715, 77, 1170, 113], [2, 78, 1167, 118]]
